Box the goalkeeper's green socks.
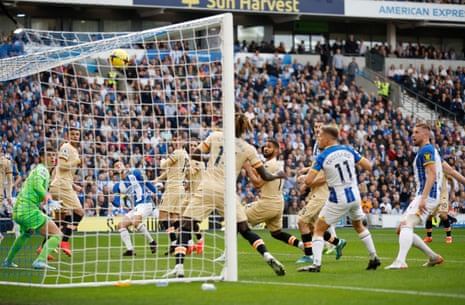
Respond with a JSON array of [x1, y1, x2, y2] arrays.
[[5, 233, 31, 263], [37, 235, 61, 261]]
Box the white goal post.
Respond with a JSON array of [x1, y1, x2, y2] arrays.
[[0, 13, 237, 287]]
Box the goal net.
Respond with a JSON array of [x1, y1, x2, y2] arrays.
[[0, 13, 237, 287]]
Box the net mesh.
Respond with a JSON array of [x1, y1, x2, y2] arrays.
[[0, 14, 233, 287]]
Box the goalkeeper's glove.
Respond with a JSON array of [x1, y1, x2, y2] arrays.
[[46, 198, 63, 211]]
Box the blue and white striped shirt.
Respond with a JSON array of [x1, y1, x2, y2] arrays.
[[113, 169, 157, 208], [311, 145, 362, 204], [413, 143, 443, 200]]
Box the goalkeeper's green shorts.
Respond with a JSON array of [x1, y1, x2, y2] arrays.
[[13, 208, 48, 234]]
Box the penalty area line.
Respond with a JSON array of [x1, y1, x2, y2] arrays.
[[240, 280, 465, 300]]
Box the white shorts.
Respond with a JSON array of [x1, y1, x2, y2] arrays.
[[319, 200, 364, 226], [403, 196, 439, 224], [126, 202, 154, 220]]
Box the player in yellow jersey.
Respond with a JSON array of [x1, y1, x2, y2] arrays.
[[424, 158, 465, 244], [157, 133, 189, 255], [244, 139, 304, 252], [0, 150, 13, 209], [49, 127, 84, 257], [181, 141, 206, 255], [164, 113, 286, 278], [0, 150, 13, 243], [424, 175, 452, 243]]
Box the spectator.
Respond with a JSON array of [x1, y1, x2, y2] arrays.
[[286, 198, 300, 229], [370, 200, 382, 215], [361, 194, 373, 214], [84, 197, 96, 217], [275, 42, 286, 54], [379, 197, 392, 214], [346, 57, 359, 84], [332, 48, 344, 78], [344, 34, 358, 55], [391, 203, 403, 215], [297, 40, 306, 54], [319, 36, 331, 68]]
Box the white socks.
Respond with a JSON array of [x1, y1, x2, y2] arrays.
[[396, 226, 413, 263], [358, 230, 377, 259], [119, 228, 133, 250], [311, 237, 324, 266], [412, 233, 436, 257], [137, 223, 154, 243]]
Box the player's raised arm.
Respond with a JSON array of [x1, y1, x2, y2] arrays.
[[298, 170, 326, 189], [443, 161, 465, 186], [255, 164, 285, 181], [357, 156, 373, 171], [244, 161, 265, 189], [303, 168, 318, 187], [296, 160, 323, 188], [298, 166, 310, 175]]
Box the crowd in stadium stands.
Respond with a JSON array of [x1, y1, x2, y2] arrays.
[[1, 32, 465, 227], [387, 62, 465, 120], [235, 35, 464, 63], [2, 27, 464, 62], [0, 31, 25, 58]]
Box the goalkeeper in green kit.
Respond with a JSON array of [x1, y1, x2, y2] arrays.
[[2, 147, 63, 270]]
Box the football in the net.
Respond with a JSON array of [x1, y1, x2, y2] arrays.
[[109, 49, 129, 68]]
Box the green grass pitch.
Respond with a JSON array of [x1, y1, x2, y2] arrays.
[[1, 228, 464, 305]]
